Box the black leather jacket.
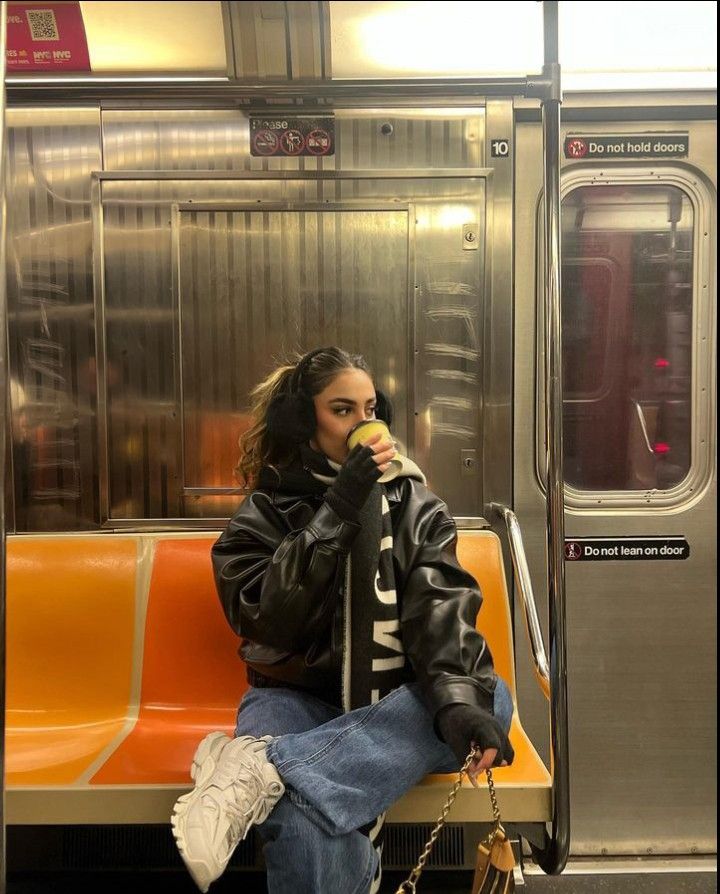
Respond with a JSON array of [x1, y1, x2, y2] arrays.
[[211, 476, 497, 720]]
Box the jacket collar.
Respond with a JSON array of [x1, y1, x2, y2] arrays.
[[257, 444, 425, 504]]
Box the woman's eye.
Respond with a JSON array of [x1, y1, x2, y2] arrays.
[[334, 408, 351, 416]]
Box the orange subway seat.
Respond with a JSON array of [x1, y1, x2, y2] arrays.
[[92, 531, 531, 783], [456, 531, 516, 697], [455, 533, 548, 786], [5, 537, 137, 785], [92, 537, 247, 784], [389, 531, 550, 821], [5, 530, 550, 823]]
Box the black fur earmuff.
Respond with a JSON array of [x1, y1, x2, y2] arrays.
[[374, 390, 393, 428], [265, 349, 393, 446]]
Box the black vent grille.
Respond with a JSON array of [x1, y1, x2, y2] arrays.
[[11, 823, 469, 873], [60, 825, 258, 870], [382, 824, 465, 869]]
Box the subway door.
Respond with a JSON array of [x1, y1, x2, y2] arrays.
[[514, 114, 716, 856]]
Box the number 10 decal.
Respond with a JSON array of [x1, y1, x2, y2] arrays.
[[491, 139, 510, 157]]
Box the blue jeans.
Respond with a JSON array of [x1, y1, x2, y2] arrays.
[[234, 679, 513, 894]]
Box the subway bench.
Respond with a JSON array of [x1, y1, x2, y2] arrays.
[[5, 531, 551, 828]]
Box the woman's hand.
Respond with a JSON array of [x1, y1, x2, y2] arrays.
[[436, 704, 514, 782], [327, 437, 396, 514], [359, 432, 396, 474]]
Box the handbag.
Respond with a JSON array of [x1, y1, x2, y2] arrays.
[[395, 750, 516, 894]]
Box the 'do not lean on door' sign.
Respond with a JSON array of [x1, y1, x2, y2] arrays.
[[564, 536, 690, 561], [250, 117, 335, 158]]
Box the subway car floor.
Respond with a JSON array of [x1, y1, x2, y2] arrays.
[[6, 866, 718, 893]]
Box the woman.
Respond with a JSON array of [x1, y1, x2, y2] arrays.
[[171, 347, 514, 894]]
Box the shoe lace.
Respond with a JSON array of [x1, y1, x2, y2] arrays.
[[222, 762, 271, 849]]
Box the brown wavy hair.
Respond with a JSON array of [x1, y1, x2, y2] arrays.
[[236, 348, 371, 487]]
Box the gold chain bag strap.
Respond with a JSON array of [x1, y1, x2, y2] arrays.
[[395, 749, 516, 894]]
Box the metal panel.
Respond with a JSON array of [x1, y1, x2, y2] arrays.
[[177, 204, 410, 517], [101, 188, 180, 521], [224, 1, 330, 80], [482, 99, 514, 514], [513, 118, 717, 855], [99, 172, 487, 521], [4, 106, 488, 527], [101, 109, 483, 173], [412, 194, 486, 515], [6, 108, 102, 531]]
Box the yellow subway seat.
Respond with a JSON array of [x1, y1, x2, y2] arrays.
[[6, 537, 137, 784]]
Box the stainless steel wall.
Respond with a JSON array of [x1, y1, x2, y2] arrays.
[[101, 109, 480, 173], [7, 107, 490, 527], [176, 204, 411, 518], [6, 108, 102, 531], [99, 172, 486, 522]]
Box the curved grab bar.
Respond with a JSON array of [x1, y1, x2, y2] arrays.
[[488, 500, 570, 877], [491, 504, 551, 700], [632, 399, 655, 454]]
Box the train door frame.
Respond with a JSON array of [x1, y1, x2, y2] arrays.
[[514, 109, 716, 856]]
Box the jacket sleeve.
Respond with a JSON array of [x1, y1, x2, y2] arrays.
[[211, 492, 360, 651], [399, 490, 497, 720]]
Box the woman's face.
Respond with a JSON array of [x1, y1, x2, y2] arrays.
[[311, 368, 377, 464]]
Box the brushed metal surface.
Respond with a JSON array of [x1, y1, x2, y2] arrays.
[[5, 108, 102, 531], [481, 100, 514, 516], [225, 0, 330, 80], [177, 204, 410, 517], [513, 117, 717, 855], [99, 169, 487, 520], [101, 108, 483, 173]]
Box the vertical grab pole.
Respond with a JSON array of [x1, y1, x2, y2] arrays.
[[532, 0, 571, 875], [0, 2, 8, 891]]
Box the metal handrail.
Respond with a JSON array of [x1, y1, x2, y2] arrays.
[[491, 504, 550, 700], [534, 0, 570, 876], [4, 73, 557, 106]]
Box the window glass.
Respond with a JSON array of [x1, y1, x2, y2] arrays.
[[561, 185, 693, 492]]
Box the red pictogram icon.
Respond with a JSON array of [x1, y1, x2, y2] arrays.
[[565, 541, 583, 560], [253, 129, 279, 156], [280, 129, 305, 155], [306, 128, 332, 156], [566, 138, 589, 158]]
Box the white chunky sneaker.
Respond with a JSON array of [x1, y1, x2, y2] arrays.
[[171, 731, 285, 892]]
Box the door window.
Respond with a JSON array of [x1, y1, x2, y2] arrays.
[[560, 184, 693, 493]]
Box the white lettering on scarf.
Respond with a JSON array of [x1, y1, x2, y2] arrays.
[[372, 619, 405, 670], [372, 495, 404, 671]]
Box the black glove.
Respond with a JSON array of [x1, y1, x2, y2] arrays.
[[436, 703, 515, 768], [325, 444, 382, 520]]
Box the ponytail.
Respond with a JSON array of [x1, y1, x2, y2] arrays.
[[235, 362, 296, 486]]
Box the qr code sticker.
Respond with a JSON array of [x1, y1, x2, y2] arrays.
[[26, 9, 60, 41]]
